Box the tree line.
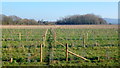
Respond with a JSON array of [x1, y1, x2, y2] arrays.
[[0, 14, 108, 25], [0, 14, 53, 25], [56, 14, 107, 25]]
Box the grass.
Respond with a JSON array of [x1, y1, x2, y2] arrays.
[[1, 25, 119, 66]]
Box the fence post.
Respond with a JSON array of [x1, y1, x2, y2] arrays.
[[10, 58, 13, 63], [98, 56, 100, 61], [19, 33, 21, 41], [53, 29, 56, 47], [86, 33, 88, 45], [86, 33, 88, 40], [83, 34, 85, 47], [40, 44, 42, 62], [43, 36, 45, 47], [66, 43, 68, 61], [43, 29, 48, 47]]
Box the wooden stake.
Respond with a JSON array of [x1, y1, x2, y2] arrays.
[[10, 58, 13, 63], [86, 33, 88, 45], [98, 56, 100, 61], [54, 31, 56, 47], [19, 33, 21, 41], [83, 34, 85, 47], [43, 36, 45, 47], [66, 43, 68, 61], [43, 29, 48, 47], [86, 33, 88, 40], [40, 44, 42, 62]]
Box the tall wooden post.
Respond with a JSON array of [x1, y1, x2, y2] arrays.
[[43, 36, 45, 47], [19, 33, 21, 41], [43, 29, 48, 47], [66, 43, 68, 61], [40, 44, 42, 62], [54, 30, 56, 47], [83, 34, 85, 47], [86, 33, 88, 45]]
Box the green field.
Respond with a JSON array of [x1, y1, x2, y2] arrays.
[[1, 27, 119, 66]]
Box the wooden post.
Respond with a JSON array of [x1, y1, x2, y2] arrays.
[[10, 58, 13, 63], [83, 34, 85, 47], [98, 56, 100, 61], [19, 33, 21, 41], [40, 44, 42, 62], [86, 33, 88, 40], [54, 30, 56, 47], [66, 43, 68, 61], [43, 29, 48, 47], [86, 33, 88, 45], [43, 36, 45, 47]]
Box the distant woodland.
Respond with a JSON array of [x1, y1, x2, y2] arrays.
[[0, 14, 108, 25]]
